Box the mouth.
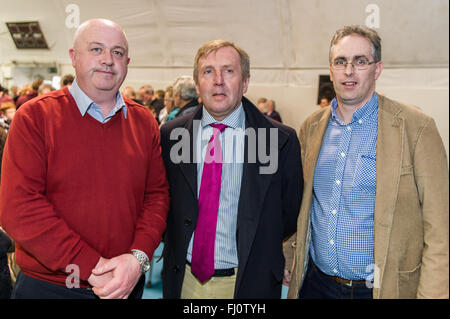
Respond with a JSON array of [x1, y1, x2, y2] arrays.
[[342, 81, 357, 88], [212, 92, 227, 98], [94, 69, 115, 76]]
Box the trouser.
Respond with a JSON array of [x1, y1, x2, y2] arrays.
[[0, 257, 12, 299], [299, 259, 373, 299], [11, 271, 145, 299], [181, 264, 236, 299]]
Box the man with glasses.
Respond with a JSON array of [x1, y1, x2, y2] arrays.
[[288, 25, 448, 299]]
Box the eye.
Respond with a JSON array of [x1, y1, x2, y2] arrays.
[[355, 57, 368, 65], [203, 69, 212, 75], [91, 47, 102, 53], [112, 50, 124, 57], [334, 58, 346, 66]]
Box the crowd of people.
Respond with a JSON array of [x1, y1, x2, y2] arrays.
[[0, 18, 448, 300], [121, 78, 285, 127]]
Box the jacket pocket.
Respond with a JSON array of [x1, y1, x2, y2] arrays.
[[398, 263, 421, 299]]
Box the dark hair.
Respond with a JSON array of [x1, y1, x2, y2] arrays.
[[61, 74, 74, 86]]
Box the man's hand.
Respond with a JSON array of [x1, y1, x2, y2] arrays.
[[90, 253, 142, 299], [88, 257, 113, 288], [283, 269, 292, 286]]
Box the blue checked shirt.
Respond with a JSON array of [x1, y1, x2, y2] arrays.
[[310, 93, 378, 281]]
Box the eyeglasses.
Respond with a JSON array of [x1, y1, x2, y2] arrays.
[[331, 57, 376, 70]]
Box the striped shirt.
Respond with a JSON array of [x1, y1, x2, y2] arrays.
[[310, 93, 378, 281], [186, 104, 245, 269]]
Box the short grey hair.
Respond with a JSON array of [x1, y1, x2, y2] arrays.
[[329, 25, 382, 63], [172, 76, 198, 100]]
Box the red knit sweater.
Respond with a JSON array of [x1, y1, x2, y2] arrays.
[[0, 87, 169, 287]]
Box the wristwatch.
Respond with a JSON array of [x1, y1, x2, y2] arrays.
[[131, 249, 151, 274]]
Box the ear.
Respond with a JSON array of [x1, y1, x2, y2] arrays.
[[69, 48, 76, 67], [329, 64, 334, 82], [195, 84, 200, 96], [242, 76, 250, 94], [127, 57, 130, 65], [374, 61, 383, 80]]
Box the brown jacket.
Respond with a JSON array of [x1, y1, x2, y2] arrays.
[[288, 94, 449, 299]]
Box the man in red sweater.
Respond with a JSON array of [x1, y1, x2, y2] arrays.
[[0, 18, 169, 299]]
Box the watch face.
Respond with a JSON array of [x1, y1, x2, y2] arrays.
[[143, 261, 151, 272]]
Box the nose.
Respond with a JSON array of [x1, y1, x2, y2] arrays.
[[101, 51, 114, 66], [214, 71, 224, 86], [344, 62, 354, 76]]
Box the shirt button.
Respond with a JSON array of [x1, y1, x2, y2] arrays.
[[331, 209, 337, 215], [336, 180, 341, 185], [333, 269, 338, 274], [329, 240, 334, 245], [358, 119, 363, 124], [340, 152, 345, 158]]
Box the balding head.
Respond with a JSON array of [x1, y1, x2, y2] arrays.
[[69, 19, 130, 104], [73, 19, 128, 50]]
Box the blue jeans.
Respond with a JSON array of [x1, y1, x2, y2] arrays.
[[299, 259, 373, 299]]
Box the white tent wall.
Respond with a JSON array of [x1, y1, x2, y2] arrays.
[[1, 0, 449, 158]]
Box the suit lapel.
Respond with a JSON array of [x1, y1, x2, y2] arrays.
[[178, 106, 202, 199], [234, 98, 288, 291], [373, 95, 404, 298], [303, 110, 331, 182]]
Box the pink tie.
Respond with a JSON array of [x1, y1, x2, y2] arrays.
[[191, 123, 227, 282]]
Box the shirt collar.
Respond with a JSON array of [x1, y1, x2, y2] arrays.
[[201, 102, 245, 130], [68, 79, 127, 119], [331, 92, 378, 125]]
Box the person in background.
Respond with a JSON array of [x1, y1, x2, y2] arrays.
[[0, 123, 12, 299], [173, 76, 199, 119], [60, 74, 74, 88], [265, 99, 282, 122], [9, 86, 19, 104], [0, 102, 16, 133], [0, 18, 169, 299], [319, 96, 331, 108], [150, 89, 165, 121], [38, 83, 55, 95], [159, 86, 174, 127], [257, 100, 267, 114], [0, 85, 13, 105], [16, 78, 43, 109], [0, 226, 12, 299], [138, 84, 154, 106], [288, 25, 448, 299]]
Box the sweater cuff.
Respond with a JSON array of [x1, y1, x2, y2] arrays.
[[72, 245, 102, 282]]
